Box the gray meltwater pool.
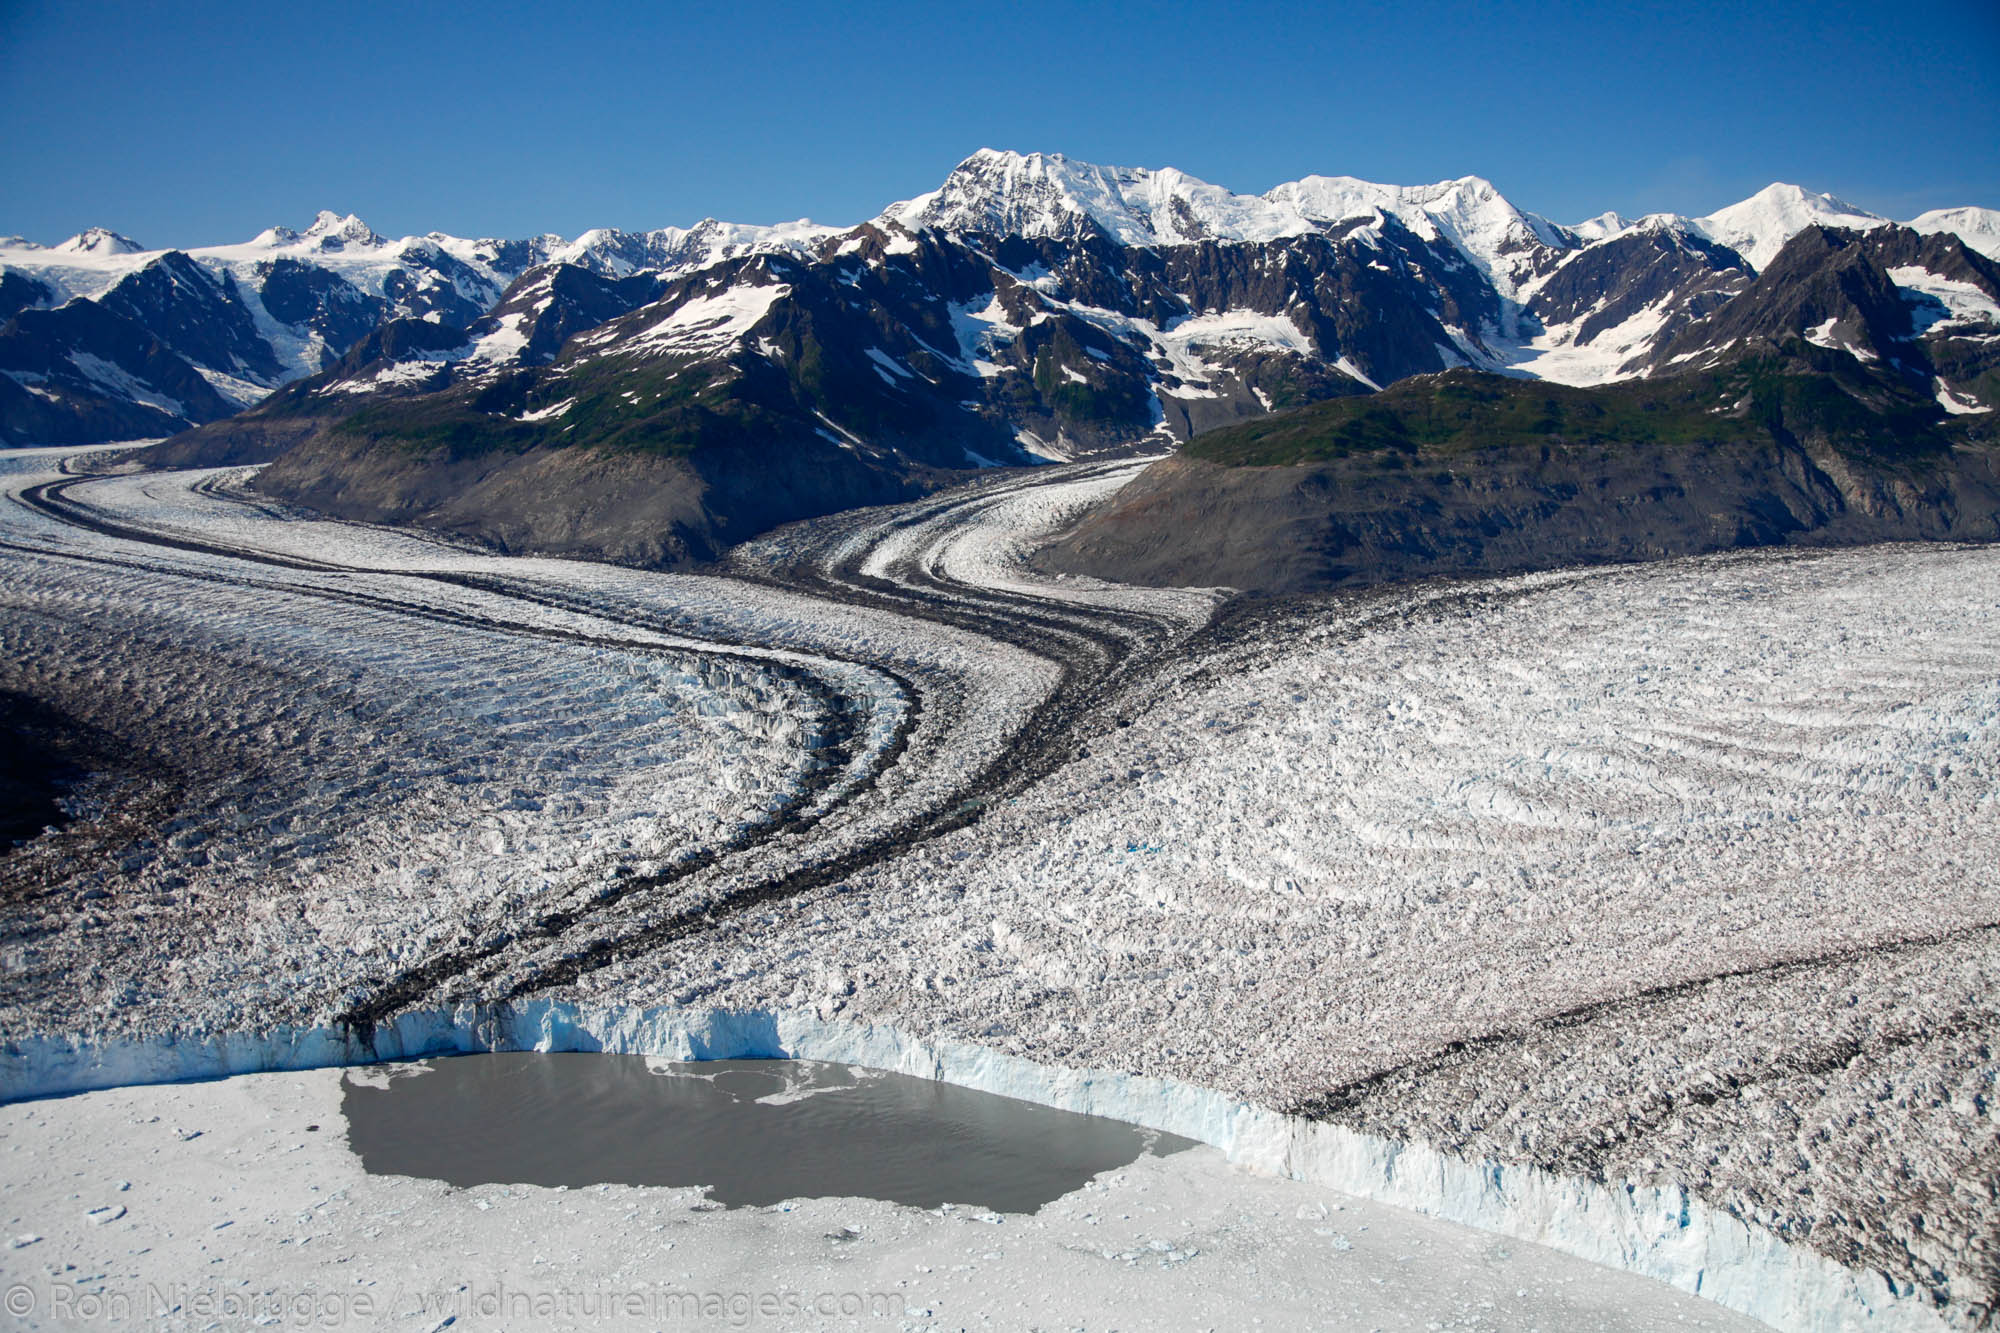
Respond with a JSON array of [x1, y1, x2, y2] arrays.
[[341, 1053, 1196, 1213]]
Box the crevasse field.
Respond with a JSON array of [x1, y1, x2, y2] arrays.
[[0, 444, 1993, 1332]]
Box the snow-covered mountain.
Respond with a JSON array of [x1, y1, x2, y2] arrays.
[[0, 210, 831, 443], [5, 210, 524, 368], [51, 227, 146, 256], [1649, 222, 2000, 418], [869, 154, 1996, 395], [880, 150, 1571, 298], [1910, 205, 2000, 260], [8, 151, 1999, 454], [546, 217, 840, 279], [1691, 183, 1890, 270], [885, 150, 1320, 245], [0, 214, 528, 441]]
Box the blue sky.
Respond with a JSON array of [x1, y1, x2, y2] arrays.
[[3, 0, 1995, 247]]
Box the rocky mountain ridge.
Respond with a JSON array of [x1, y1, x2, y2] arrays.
[[9, 154, 1998, 448], [1037, 216, 2000, 594], [0, 209, 832, 444]]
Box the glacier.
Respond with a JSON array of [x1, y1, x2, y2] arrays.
[[0, 1000, 1959, 1333], [1, 437, 1994, 1329]]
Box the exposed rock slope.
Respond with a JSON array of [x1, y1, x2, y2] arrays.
[[1043, 341, 2000, 592]]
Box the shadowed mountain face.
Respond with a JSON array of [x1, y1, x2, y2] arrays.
[[0, 298, 239, 443], [1649, 224, 2000, 410], [1522, 226, 1752, 371]]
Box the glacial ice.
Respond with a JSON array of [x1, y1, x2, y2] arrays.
[[0, 440, 1994, 1330]]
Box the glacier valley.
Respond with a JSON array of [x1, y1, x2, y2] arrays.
[[0, 440, 1993, 1331]]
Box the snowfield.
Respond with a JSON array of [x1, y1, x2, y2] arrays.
[[1, 444, 1995, 1330]]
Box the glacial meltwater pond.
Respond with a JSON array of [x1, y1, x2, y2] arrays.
[[341, 1053, 1195, 1212]]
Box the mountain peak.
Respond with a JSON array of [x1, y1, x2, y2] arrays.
[[881, 153, 1571, 300], [1907, 205, 2000, 261], [1268, 173, 1567, 290], [890, 150, 1319, 246], [1743, 181, 1869, 212], [1694, 183, 1887, 269], [889, 149, 1163, 242], [543, 216, 835, 280], [960, 146, 1050, 169], [1570, 210, 1631, 242], [53, 227, 144, 256], [300, 211, 384, 249]]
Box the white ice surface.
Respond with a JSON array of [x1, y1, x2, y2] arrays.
[[1505, 298, 1674, 385], [0, 1059, 1770, 1333]]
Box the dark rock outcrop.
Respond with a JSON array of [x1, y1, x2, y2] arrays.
[[0, 300, 236, 444], [97, 252, 283, 383]]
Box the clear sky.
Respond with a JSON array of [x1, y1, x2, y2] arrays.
[[3, 0, 1996, 248]]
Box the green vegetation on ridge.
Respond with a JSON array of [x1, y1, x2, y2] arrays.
[[1182, 342, 1961, 469], [327, 356, 792, 462]]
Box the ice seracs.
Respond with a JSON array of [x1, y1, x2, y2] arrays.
[[2, 436, 1991, 1329]]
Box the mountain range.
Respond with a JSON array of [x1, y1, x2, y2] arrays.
[[6, 151, 1999, 571]]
